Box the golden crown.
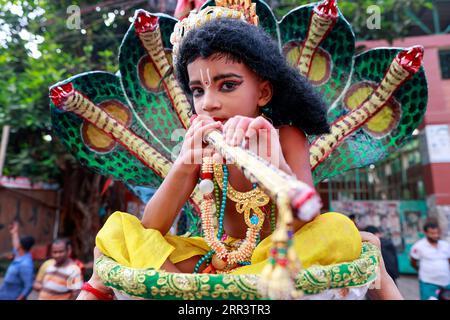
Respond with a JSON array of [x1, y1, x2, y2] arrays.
[[170, 0, 259, 65]]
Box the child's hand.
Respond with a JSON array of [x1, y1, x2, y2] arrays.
[[174, 114, 223, 175], [77, 247, 114, 300], [360, 231, 404, 300], [223, 115, 290, 172]]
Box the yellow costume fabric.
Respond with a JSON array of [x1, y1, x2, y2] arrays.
[[96, 211, 361, 273]]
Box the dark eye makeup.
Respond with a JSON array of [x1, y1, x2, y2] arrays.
[[189, 78, 243, 98]]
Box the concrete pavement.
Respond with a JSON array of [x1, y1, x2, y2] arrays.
[[397, 275, 420, 300]]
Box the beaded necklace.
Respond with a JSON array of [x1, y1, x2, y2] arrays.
[[194, 156, 277, 273]]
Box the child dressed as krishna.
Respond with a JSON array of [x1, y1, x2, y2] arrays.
[[73, 0, 408, 300]]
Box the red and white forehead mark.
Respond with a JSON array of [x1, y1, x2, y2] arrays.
[[200, 68, 212, 88]]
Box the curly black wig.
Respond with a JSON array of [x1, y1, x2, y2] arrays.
[[174, 18, 330, 135]]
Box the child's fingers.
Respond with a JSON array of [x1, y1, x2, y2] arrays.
[[184, 121, 221, 158], [188, 116, 216, 137], [359, 231, 381, 249], [180, 143, 211, 165], [189, 120, 206, 136], [223, 117, 241, 144], [245, 116, 273, 137], [189, 114, 198, 126], [223, 118, 237, 143], [192, 121, 222, 145], [246, 116, 277, 157], [185, 120, 201, 139], [230, 118, 251, 147], [190, 114, 214, 129]]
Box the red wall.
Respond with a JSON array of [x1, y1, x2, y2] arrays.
[[0, 187, 57, 258]]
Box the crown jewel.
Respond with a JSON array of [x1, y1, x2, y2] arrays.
[[170, 0, 259, 65]]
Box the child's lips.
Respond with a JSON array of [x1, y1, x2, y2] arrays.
[[189, 115, 227, 125], [212, 117, 227, 123]]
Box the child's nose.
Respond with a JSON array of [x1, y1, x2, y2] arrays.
[[202, 90, 221, 112]]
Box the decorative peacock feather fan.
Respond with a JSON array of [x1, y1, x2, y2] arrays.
[[49, 0, 427, 228]]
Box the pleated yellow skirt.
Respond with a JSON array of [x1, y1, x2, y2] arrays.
[[96, 211, 361, 274]]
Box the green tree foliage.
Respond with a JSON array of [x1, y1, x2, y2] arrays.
[[267, 0, 433, 42], [0, 0, 162, 182]]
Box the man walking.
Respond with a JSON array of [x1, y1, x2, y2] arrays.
[[410, 221, 450, 300]]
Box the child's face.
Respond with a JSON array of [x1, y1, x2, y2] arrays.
[[187, 55, 271, 121]]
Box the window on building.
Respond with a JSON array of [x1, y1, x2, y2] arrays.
[[439, 49, 450, 79], [318, 136, 425, 204]]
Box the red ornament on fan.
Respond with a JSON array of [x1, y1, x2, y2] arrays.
[[135, 10, 159, 33], [50, 82, 74, 107], [396, 46, 424, 74], [315, 0, 338, 19]]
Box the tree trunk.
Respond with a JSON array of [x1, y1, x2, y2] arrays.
[[57, 159, 131, 262], [58, 162, 105, 261]]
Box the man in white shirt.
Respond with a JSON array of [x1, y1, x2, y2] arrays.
[[410, 221, 450, 300]]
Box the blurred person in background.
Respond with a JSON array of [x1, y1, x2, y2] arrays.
[[410, 220, 450, 300], [348, 214, 359, 229], [33, 238, 83, 300], [364, 225, 400, 284], [0, 221, 35, 300]]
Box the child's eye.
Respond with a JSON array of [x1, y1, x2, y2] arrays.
[[220, 81, 240, 92], [191, 87, 204, 97]]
